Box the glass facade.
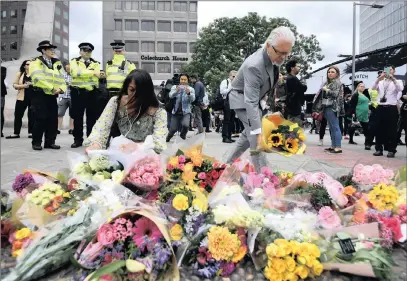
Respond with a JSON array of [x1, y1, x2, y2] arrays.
[[359, 1, 407, 53]]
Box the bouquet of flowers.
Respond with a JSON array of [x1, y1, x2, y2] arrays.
[[264, 239, 323, 281], [11, 173, 36, 198], [260, 113, 306, 156], [241, 166, 281, 198], [367, 183, 399, 212], [74, 210, 178, 281], [183, 225, 247, 278], [8, 227, 34, 258], [352, 164, 394, 188]]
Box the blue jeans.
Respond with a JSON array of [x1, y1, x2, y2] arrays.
[[324, 108, 342, 148]]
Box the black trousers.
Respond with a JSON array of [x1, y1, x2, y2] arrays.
[[13, 98, 34, 135], [30, 88, 58, 146], [344, 117, 351, 136], [368, 107, 377, 143], [201, 108, 211, 131], [319, 118, 328, 140], [222, 99, 233, 139], [397, 109, 407, 144], [1, 96, 5, 135], [375, 105, 399, 153], [349, 121, 372, 145], [233, 116, 244, 134], [71, 87, 99, 144]]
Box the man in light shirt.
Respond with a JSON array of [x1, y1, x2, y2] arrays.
[[220, 70, 237, 143], [372, 65, 404, 158]]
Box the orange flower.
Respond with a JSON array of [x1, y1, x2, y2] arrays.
[[343, 185, 356, 196], [232, 246, 247, 263], [191, 155, 203, 167]]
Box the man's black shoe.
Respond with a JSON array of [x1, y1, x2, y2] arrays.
[[387, 152, 395, 158], [398, 140, 405, 145], [32, 144, 43, 151], [373, 151, 383, 156], [206, 130, 212, 133], [68, 129, 73, 135], [1, 133, 3, 138], [44, 144, 61, 149], [57, 130, 61, 134], [71, 142, 82, 148], [222, 138, 233, 143], [365, 146, 371, 150]]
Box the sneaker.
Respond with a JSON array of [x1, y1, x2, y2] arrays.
[[329, 149, 343, 154], [373, 151, 383, 156], [387, 152, 395, 158], [349, 141, 358, 145], [324, 147, 334, 152], [318, 140, 323, 146]]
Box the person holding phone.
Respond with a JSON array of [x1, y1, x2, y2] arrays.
[[166, 73, 195, 141], [5, 60, 34, 139], [372, 65, 404, 158]]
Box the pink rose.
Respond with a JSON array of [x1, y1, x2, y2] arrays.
[[198, 172, 207, 180], [318, 206, 341, 229], [353, 164, 364, 174], [246, 173, 263, 189], [97, 224, 116, 246], [212, 162, 220, 169], [263, 182, 276, 197], [167, 164, 174, 171], [144, 164, 155, 173], [142, 173, 160, 189], [385, 169, 394, 179], [260, 167, 273, 177], [178, 164, 185, 171], [178, 155, 186, 163]]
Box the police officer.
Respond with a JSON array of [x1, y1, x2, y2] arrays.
[[106, 41, 136, 96], [70, 42, 101, 148], [29, 40, 66, 151]]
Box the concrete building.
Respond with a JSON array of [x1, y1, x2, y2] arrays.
[[1, 1, 70, 64], [102, 0, 198, 86], [359, 1, 407, 53]]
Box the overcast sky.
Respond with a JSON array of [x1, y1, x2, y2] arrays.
[[69, 1, 359, 74]]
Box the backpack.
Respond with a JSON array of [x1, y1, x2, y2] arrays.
[[211, 79, 229, 111], [163, 81, 176, 113]]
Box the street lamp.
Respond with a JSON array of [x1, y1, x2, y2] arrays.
[[351, 2, 384, 91]]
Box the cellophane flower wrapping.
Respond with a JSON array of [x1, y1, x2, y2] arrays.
[[74, 207, 179, 281], [259, 112, 306, 156]]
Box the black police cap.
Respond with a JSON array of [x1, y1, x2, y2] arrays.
[[78, 42, 95, 51]]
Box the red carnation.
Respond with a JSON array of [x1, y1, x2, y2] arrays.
[[210, 170, 220, 180], [199, 181, 207, 188]]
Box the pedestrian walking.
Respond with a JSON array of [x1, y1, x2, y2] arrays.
[[226, 26, 295, 171], [29, 40, 66, 150], [70, 42, 101, 148], [220, 70, 237, 143], [6, 60, 34, 139], [57, 64, 74, 135], [190, 74, 205, 135]]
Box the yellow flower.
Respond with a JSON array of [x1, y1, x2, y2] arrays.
[[15, 228, 32, 240], [186, 148, 201, 159], [284, 138, 299, 154], [295, 265, 309, 279], [266, 243, 286, 258], [264, 266, 283, 281], [368, 183, 399, 211], [207, 226, 240, 261], [172, 194, 189, 211], [312, 260, 324, 276], [184, 163, 194, 173], [232, 246, 247, 263], [182, 171, 197, 183], [169, 224, 183, 241], [274, 239, 292, 255], [268, 133, 284, 147], [67, 209, 77, 216], [285, 257, 296, 272], [63, 192, 71, 198], [12, 249, 22, 258], [298, 132, 306, 141], [305, 243, 321, 258], [284, 272, 299, 281], [192, 197, 208, 212], [271, 258, 286, 274], [289, 123, 299, 131], [169, 156, 179, 168], [297, 256, 306, 265], [191, 155, 203, 167]]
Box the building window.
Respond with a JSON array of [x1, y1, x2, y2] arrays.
[[174, 1, 188, 11], [190, 1, 197, 12], [141, 20, 155, 31], [10, 9, 17, 18], [189, 42, 196, 53], [142, 62, 155, 74], [124, 1, 138, 10], [55, 6, 61, 15], [55, 20, 61, 29], [173, 63, 186, 73], [63, 52, 68, 60], [125, 40, 139, 52], [10, 25, 17, 34], [157, 1, 171, 11], [63, 11, 69, 20], [55, 34, 61, 43], [173, 42, 187, 53], [141, 1, 155, 10], [141, 41, 155, 52], [157, 21, 171, 32], [115, 1, 122, 10], [125, 19, 139, 31], [63, 38, 68, 46], [157, 62, 171, 73], [63, 24, 68, 33], [115, 19, 122, 31], [22, 9, 26, 17], [1, 26, 6, 35], [2, 11, 6, 18], [157, 41, 171, 53], [189, 22, 197, 33], [1, 43, 6, 51], [174, 21, 187, 32], [10, 42, 17, 50]]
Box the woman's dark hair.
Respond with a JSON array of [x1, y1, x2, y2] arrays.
[[285, 59, 298, 73], [179, 73, 189, 81], [19, 60, 30, 73], [117, 69, 159, 119]]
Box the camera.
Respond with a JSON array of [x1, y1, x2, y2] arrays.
[[380, 96, 387, 103]]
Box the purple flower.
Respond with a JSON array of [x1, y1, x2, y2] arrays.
[[153, 243, 172, 269], [195, 262, 220, 279], [192, 214, 205, 234], [220, 261, 235, 277], [12, 173, 35, 193]]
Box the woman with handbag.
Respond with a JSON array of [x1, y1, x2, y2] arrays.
[[5, 60, 34, 139], [347, 82, 372, 150], [84, 69, 168, 154], [312, 66, 343, 153]]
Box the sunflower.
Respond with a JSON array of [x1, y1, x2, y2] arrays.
[[284, 138, 299, 154], [268, 133, 284, 147]]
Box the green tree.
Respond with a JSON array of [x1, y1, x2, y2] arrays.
[[182, 13, 324, 95]]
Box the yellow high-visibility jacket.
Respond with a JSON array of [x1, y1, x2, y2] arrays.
[[369, 89, 379, 108], [29, 57, 67, 95], [70, 57, 100, 91], [105, 54, 136, 89]]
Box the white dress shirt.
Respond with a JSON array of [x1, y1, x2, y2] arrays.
[[372, 78, 403, 106], [219, 78, 232, 99]]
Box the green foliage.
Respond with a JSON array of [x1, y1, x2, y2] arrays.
[[182, 13, 324, 94], [291, 183, 332, 211]]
